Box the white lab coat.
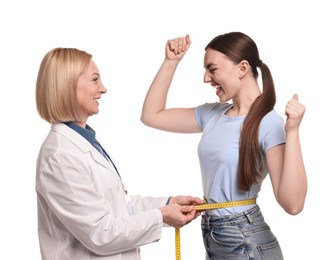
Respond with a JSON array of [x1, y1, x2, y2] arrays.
[[36, 123, 168, 260]]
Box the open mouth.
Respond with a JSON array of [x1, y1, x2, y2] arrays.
[[215, 86, 223, 95]]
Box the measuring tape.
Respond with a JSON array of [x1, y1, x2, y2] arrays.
[[175, 198, 257, 260]]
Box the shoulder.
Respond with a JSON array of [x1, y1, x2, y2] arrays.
[[261, 109, 285, 127], [41, 123, 92, 156], [195, 102, 232, 130], [259, 109, 286, 151], [196, 102, 232, 114]]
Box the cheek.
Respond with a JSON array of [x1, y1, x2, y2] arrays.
[[76, 93, 84, 106], [78, 93, 88, 103], [219, 71, 236, 85], [214, 73, 226, 85]]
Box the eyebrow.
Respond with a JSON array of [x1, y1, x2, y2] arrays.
[[205, 63, 215, 69]]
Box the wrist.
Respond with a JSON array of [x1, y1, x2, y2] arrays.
[[163, 58, 180, 67]]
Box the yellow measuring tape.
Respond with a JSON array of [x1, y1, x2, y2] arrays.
[[175, 198, 257, 260]]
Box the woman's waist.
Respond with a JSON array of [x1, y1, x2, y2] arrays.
[[204, 203, 257, 216], [202, 204, 261, 224]]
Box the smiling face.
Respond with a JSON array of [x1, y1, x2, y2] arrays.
[[76, 60, 107, 125], [203, 49, 241, 103]]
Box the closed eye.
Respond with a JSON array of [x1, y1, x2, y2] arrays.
[[92, 76, 100, 85], [205, 63, 217, 74]]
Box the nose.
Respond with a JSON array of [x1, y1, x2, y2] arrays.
[[99, 83, 107, 94], [203, 70, 211, 83]]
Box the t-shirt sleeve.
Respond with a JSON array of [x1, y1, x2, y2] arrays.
[[260, 110, 286, 153], [195, 103, 210, 130], [195, 102, 224, 130]]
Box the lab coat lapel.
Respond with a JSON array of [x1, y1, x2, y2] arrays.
[[51, 123, 122, 180]]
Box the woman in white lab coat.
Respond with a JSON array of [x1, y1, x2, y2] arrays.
[[35, 47, 203, 260]]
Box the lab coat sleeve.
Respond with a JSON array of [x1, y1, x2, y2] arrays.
[[36, 152, 163, 256], [129, 195, 168, 212]]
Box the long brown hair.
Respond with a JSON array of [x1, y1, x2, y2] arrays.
[[205, 32, 276, 191]]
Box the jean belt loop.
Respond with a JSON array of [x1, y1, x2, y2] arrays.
[[244, 211, 253, 224], [205, 215, 211, 229]]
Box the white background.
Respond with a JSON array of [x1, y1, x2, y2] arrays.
[[0, 0, 328, 259]]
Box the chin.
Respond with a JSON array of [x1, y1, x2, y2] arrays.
[[89, 111, 99, 117]]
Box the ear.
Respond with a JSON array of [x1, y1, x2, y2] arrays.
[[237, 60, 250, 79]]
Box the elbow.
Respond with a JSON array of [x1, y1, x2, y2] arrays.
[[140, 114, 147, 125], [140, 113, 157, 128], [277, 185, 308, 216], [140, 114, 151, 127], [280, 197, 306, 216], [83, 236, 126, 256], [283, 204, 305, 215]]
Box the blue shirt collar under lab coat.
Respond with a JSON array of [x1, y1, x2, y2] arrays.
[[64, 122, 96, 146]]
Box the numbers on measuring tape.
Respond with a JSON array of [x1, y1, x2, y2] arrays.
[[194, 198, 256, 211]]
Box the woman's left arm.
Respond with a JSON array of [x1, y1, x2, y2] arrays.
[[267, 94, 307, 215]]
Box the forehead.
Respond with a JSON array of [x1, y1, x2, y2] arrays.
[[204, 49, 231, 66], [84, 60, 99, 75]]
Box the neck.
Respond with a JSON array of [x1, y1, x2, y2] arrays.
[[230, 81, 261, 116], [73, 120, 87, 128]]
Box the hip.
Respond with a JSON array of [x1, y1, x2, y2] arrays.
[[201, 205, 283, 259]]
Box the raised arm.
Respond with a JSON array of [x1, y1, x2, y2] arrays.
[[267, 94, 307, 215], [140, 35, 201, 133]]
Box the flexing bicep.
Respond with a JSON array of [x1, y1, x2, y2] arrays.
[[141, 107, 201, 133]]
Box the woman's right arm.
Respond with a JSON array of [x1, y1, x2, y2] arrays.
[[140, 35, 201, 133]]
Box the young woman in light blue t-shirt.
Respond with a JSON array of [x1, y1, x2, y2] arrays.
[[141, 32, 307, 260]]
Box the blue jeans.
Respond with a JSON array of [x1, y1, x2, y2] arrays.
[[201, 205, 283, 260]]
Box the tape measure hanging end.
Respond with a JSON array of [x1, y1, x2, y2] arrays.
[[175, 228, 181, 260]]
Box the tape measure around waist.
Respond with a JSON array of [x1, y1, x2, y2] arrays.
[[175, 198, 257, 260]]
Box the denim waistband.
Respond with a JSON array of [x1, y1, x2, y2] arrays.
[[201, 205, 261, 226]]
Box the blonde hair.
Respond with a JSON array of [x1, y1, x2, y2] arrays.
[[35, 48, 92, 123]]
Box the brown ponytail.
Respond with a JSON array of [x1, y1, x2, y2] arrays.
[[238, 62, 275, 190]]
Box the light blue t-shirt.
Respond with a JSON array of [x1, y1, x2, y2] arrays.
[[195, 102, 286, 215]]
